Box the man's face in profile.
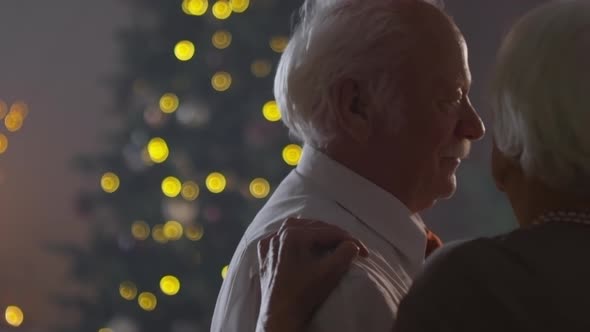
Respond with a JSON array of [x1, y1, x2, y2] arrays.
[[367, 25, 484, 211]]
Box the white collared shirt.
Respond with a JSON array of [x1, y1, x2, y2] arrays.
[[210, 146, 428, 332]]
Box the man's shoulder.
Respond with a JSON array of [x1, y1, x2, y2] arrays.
[[245, 196, 340, 240], [243, 171, 362, 244], [227, 169, 365, 274], [347, 257, 411, 302], [307, 260, 400, 331]]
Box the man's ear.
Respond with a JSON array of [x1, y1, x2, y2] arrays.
[[329, 79, 370, 143]]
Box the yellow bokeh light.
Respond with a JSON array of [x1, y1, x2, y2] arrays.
[[229, 0, 249, 13], [152, 224, 168, 243], [147, 137, 169, 163], [174, 40, 196, 61], [182, 0, 208, 16], [250, 60, 272, 78], [160, 275, 181, 296], [212, 0, 232, 20], [131, 220, 151, 240], [141, 147, 155, 166], [270, 36, 289, 53], [282, 144, 303, 166], [163, 220, 184, 240], [101, 172, 120, 193], [0, 134, 8, 154], [211, 72, 232, 92], [138, 292, 157, 311], [185, 224, 204, 241], [99, 328, 114, 332], [119, 281, 138, 300], [0, 100, 7, 119], [5, 306, 24, 327], [181, 181, 200, 200], [221, 265, 229, 279], [249, 178, 271, 199], [159, 93, 180, 113], [206, 172, 227, 193], [162, 176, 182, 197], [4, 111, 24, 132], [262, 100, 281, 122], [10, 101, 29, 119], [212, 30, 232, 49]]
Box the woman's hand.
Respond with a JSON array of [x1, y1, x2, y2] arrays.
[[256, 218, 369, 332]]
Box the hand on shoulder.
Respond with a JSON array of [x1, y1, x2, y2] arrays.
[[256, 218, 368, 332]]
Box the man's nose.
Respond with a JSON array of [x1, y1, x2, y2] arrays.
[[457, 97, 486, 141]]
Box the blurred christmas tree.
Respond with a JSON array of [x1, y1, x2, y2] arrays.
[[53, 0, 302, 331]]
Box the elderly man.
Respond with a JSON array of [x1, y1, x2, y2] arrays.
[[255, 1, 590, 331], [210, 0, 484, 331]]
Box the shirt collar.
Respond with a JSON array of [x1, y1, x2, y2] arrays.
[[295, 145, 428, 264]]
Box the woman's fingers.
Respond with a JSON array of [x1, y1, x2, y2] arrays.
[[257, 232, 274, 265], [255, 219, 369, 332], [300, 226, 368, 258], [268, 234, 281, 270], [318, 240, 361, 281], [298, 240, 361, 315], [277, 218, 369, 257]]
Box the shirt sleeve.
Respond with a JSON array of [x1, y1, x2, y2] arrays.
[[307, 262, 397, 332], [213, 245, 398, 332], [393, 239, 540, 332], [210, 239, 262, 332]]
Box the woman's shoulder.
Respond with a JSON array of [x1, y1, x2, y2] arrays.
[[422, 231, 534, 281], [425, 222, 590, 279], [426, 236, 507, 267]]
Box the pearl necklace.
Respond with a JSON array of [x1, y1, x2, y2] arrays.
[[532, 210, 590, 226]]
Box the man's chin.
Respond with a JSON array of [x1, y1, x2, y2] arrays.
[[438, 175, 458, 199], [417, 176, 457, 211]]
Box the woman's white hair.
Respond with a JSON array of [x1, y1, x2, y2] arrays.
[[491, 0, 590, 194], [274, 0, 444, 148]]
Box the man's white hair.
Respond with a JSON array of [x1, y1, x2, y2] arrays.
[[491, 0, 590, 194], [274, 0, 444, 147]]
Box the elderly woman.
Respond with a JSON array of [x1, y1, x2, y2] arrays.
[[255, 0, 590, 331]]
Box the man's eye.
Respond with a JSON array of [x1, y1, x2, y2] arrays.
[[438, 98, 462, 111], [448, 99, 462, 107]]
